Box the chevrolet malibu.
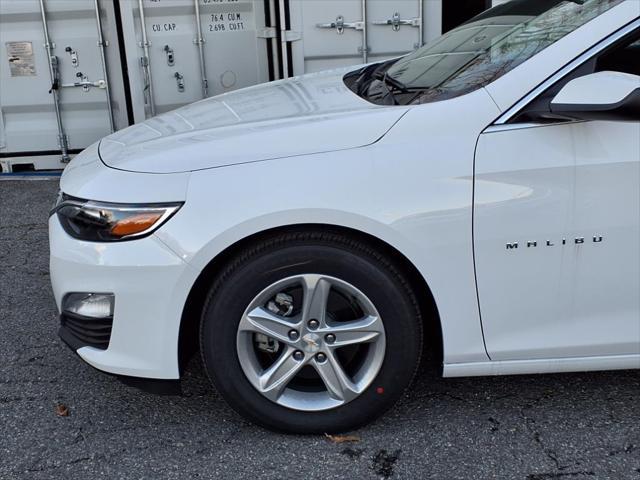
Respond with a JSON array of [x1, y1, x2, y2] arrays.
[[49, 0, 640, 433]]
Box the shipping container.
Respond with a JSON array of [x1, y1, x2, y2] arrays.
[[1, 0, 494, 172], [286, 0, 443, 76], [119, 0, 272, 123], [0, 0, 128, 171]]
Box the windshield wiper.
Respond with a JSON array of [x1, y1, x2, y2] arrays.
[[373, 70, 410, 93], [370, 71, 413, 105], [351, 63, 381, 95]]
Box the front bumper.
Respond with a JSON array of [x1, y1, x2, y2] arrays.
[[49, 215, 196, 380]]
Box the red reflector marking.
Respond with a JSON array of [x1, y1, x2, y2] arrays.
[[376, 387, 384, 394]]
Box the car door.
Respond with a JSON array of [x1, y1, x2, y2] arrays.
[[473, 30, 640, 361]]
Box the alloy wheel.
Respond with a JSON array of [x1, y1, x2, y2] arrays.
[[236, 274, 386, 411]]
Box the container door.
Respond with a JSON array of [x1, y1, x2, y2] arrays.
[[286, 0, 442, 76], [0, 0, 127, 168], [120, 0, 271, 122]]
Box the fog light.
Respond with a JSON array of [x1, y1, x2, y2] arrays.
[[63, 293, 114, 318]]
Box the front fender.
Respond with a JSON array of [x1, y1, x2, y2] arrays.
[[156, 142, 489, 367]]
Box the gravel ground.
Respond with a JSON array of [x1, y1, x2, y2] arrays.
[[1, 178, 638, 480]]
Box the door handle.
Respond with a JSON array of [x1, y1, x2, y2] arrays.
[[316, 16, 364, 35], [373, 12, 421, 31]]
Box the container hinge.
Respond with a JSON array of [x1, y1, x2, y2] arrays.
[[316, 16, 364, 34], [257, 27, 277, 39], [283, 30, 301, 42]]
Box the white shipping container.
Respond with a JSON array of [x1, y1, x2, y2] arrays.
[[286, 0, 442, 75], [0, 0, 128, 170], [119, 0, 272, 123], [0, 0, 457, 172]]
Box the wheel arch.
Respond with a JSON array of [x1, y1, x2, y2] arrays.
[[177, 224, 443, 375]]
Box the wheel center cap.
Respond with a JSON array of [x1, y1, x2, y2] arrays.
[[301, 333, 321, 354]]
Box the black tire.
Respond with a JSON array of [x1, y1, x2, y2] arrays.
[[200, 230, 423, 433]]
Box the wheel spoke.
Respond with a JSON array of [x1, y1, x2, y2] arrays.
[[239, 306, 298, 344], [258, 347, 305, 401], [301, 275, 332, 327], [236, 273, 388, 411], [326, 315, 383, 347], [313, 350, 359, 402]]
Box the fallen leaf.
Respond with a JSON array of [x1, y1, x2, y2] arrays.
[[55, 404, 69, 417], [324, 433, 360, 444]]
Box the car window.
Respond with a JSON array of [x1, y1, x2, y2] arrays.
[[596, 35, 640, 75], [349, 0, 626, 106]]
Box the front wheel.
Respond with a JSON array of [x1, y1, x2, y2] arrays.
[[200, 231, 423, 433]]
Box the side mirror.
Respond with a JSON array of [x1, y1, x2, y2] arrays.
[[550, 71, 640, 122]]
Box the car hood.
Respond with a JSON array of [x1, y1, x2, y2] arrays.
[[99, 68, 409, 174]]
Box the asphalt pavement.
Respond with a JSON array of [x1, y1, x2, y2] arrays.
[[1, 178, 638, 480]]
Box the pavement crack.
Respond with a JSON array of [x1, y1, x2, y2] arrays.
[[519, 404, 576, 472], [440, 392, 469, 402], [527, 472, 595, 479], [69, 427, 86, 446], [607, 443, 636, 457]]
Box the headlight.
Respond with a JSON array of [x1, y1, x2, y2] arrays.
[[50, 194, 182, 242]]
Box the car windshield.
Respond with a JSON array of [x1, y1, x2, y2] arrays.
[[348, 0, 626, 105]]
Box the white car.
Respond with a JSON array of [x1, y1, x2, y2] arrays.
[[49, 0, 640, 433]]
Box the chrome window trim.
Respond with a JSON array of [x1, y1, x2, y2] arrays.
[[484, 122, 569, 133], [494, 19, 640, 126], [483, 120, 589, 134]]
